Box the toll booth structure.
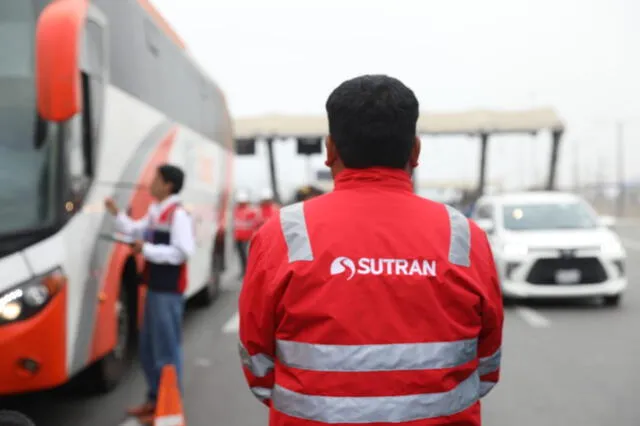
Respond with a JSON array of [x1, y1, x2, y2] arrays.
[[233, 108, 565, 203]]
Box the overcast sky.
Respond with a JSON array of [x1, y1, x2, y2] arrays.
[[152, 0, 640, 198]]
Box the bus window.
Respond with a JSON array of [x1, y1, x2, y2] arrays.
[[68, 17, 107, 212]]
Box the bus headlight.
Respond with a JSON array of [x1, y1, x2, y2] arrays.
[[0, 268, 66, 326], [0, 300, 22, 321], [23, 284, 50, 307]]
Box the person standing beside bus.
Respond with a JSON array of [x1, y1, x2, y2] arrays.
[[104, 164, 195, 424], [233, 191, 258, 277]]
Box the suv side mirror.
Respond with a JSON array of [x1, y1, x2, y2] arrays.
[[475, 218, 495, 234], [600, 215, 616, 228]]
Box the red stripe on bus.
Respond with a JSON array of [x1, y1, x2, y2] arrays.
[[88, 127, 178, 364]]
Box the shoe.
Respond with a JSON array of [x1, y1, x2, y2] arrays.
[[126, 401, 155, 417]]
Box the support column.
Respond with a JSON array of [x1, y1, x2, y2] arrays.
[[477, 133, 489, 197], [265, 137, 281, 204], [546, 129, 564, 190]]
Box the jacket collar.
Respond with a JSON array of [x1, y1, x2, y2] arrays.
[[156, 194, 181, 212], [334, 167, 413, 193]]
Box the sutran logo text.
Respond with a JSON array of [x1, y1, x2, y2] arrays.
[[330, 256, 437, 280]]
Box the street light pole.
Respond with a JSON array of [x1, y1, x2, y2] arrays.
[[616, 121, 625, 217], [573, 141, 580, 189], [305, 154, 312, 184]]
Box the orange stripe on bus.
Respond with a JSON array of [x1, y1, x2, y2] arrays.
[[88, 127, 178, 364]]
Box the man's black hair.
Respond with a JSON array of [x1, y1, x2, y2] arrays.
[[325, 74, 419, 169], [157, 164, 185, 194]]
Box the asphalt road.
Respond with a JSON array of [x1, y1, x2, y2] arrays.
[[2, 224, 640, 426]]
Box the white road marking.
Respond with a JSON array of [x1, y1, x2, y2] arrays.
[[515, 306, 551, 328], [222, 310, 239, 333], [194, 357, 212, 367], [621, 238, 640, 251], [120, 418, 142, 426]]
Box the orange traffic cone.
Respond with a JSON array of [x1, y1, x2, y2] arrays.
[[153, 365, 185, 426]]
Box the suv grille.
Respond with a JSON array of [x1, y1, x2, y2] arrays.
[[526, 257, 608, 285]]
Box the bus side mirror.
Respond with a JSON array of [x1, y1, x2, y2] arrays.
[[36, 0, 88, 122]]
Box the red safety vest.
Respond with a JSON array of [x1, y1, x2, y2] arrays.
[[234, 204, 258, 241], [143, 202, 188, 294], [238, 168, 503, 426]]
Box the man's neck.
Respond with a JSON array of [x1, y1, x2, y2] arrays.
[[157, 194, 179, 208]]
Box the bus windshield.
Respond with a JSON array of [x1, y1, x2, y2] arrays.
[[0, 1, 58, 238]]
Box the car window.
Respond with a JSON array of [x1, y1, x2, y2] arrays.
[[502, 201, 599, 230]]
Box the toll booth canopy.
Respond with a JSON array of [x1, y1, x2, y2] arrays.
[[234, 108, 565, 200]]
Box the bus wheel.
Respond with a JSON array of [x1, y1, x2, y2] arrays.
[[90, 286, 132, 393], [194, 250, 222, 307], [0, 411, 36, 425]]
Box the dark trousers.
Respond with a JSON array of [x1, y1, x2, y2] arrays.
[[235, 240, 249, 275]]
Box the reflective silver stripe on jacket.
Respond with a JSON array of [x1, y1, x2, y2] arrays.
[[251, 386, 273, 401], [277, 338, 477, 372], [273, 371, 480, 423], [235, 219, 255, 229], [479, 347, 501, 376], [238, 342, 274, 377], [479, 381, 496, 397], [280, 202, 313, 262], [445, 205, 471, 267]]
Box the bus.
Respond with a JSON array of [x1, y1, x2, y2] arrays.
[[0, 0, 234, 395]]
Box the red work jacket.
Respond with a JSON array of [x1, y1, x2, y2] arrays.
[[238, 168, 503, 426], [234, 204, 258, 241]]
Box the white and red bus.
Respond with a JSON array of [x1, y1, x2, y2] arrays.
[[0, 0, 234, 395]]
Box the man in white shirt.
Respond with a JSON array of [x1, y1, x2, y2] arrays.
[[104, 164, 194, 424]]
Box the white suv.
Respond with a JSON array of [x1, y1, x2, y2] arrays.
[[471, 191, 627, 306]]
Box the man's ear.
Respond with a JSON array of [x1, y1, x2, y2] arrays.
[[410, 137, 421, 168], [324, 135, 337, 167]]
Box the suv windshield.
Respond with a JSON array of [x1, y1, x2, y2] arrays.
[[502, 201, 599, 231], [0, 0, 58, 237]]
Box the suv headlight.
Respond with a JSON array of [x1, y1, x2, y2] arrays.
[[0, 268, 66, 325], [503, 243, 528, 257], [601, 240, 624, 257]]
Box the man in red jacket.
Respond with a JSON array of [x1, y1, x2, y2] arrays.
[[238, 75, 503, 425], [256, 188, 279, 229], [233, 191, 258, 277]]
